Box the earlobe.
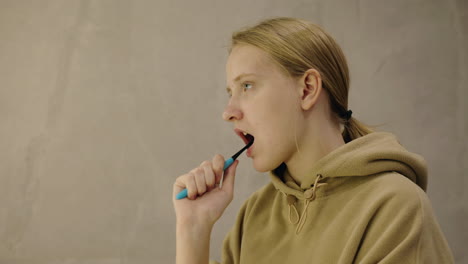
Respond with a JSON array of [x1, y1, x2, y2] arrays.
[[300, 69, 321, 111]]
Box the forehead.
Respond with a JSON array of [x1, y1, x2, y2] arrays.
[[226, 45, 280, 82]]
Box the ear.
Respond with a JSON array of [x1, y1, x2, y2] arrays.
[[298, 69, 322, 111]]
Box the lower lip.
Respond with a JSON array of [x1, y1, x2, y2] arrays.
[[246, 144, 253, 157]]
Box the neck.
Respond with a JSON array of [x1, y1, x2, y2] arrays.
[[284, 116, 345, 186]]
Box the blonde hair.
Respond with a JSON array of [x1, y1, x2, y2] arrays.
[[230, 17, 373, 143]]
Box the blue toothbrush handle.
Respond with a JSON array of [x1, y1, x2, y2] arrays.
[[223, 157, 234, 170], [176, 189, 188, 200], [176, 158, 234, 200]]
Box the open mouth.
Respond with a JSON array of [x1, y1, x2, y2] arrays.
[[235, 129, 255, 145]]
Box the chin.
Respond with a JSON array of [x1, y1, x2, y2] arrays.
[[251, 157, 279, 173]]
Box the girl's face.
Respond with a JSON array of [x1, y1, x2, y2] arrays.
[[224, 44, 302, 172]]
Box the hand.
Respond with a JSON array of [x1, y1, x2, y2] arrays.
[[173, 154, 239, 227]]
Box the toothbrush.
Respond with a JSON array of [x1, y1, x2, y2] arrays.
[[175, 139, 254, 200]]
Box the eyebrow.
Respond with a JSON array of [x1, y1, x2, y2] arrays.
[[226, 73, 258, 94]]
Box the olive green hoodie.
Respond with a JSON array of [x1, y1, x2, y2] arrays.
[[210, 132, 454, 264]]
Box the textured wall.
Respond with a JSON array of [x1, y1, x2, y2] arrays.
[[0, 0, 466, 263]]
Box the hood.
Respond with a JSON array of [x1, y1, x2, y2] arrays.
[[270, 131, 428, 195], [269, 131, 428, 234]]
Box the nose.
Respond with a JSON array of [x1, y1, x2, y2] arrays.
[[222, 100, 243, 122]]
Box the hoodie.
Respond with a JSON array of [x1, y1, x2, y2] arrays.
[[210, 132, 454, 264]]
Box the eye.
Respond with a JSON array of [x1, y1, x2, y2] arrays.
[[242, 83, 253, 91]]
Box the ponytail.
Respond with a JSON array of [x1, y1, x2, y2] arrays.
[[342, 117, 374, 143]]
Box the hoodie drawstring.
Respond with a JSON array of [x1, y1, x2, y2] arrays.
[[285, 174, 327, 234], [287, 195, 300, 224], [296, 199, 311, 234]]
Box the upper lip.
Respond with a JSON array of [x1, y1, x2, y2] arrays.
[[234, 128, 252, 144]]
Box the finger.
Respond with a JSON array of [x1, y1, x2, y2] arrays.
[[185, 172, 198, 199], [212, 154, 225, 183], [173, 173, 197, 200], [201, 161, 216, 191], [221, 159, 239, 195], [173, 175, 186, 196], [194, 167, 207, 196]]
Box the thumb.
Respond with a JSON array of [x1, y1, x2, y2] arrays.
[[221, 159, 239, 194]]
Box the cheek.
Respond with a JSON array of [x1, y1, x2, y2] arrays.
[[250, 86, 298, 142], [255, 110, 296, 148], [255, 92, 289, 119]]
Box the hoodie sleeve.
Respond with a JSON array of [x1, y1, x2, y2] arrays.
[[354, 176, 454, 264], [209, 198, 249, 264]]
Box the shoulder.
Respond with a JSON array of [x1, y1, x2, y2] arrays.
[[349, 172, 436, 232], [352, 173, 454, 263], [359, 172, 428, 208], [330, 172, 432, 228]]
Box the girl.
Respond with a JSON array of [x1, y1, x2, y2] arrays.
[[173, 17, 454, 264]]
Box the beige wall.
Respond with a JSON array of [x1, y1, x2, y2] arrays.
[[0, 0, 466, 263]]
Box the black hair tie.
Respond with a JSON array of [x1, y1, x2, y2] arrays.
[[343, 110, 353, 121]]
